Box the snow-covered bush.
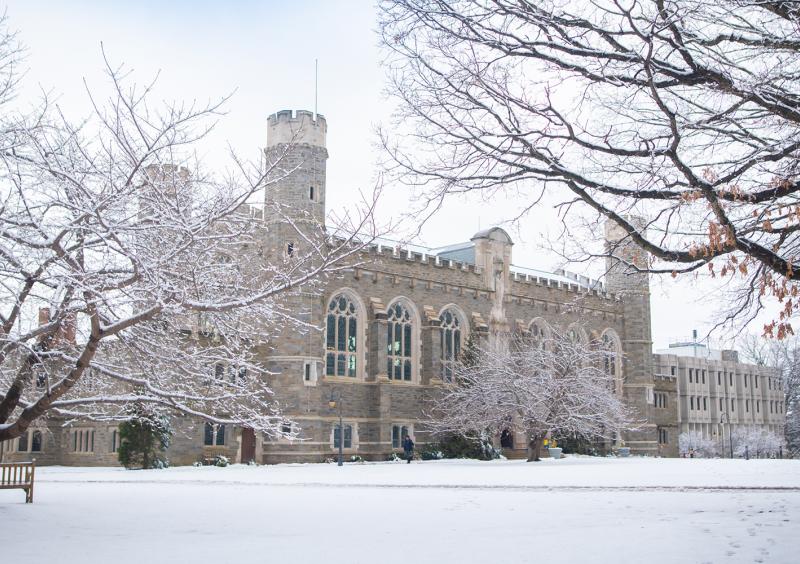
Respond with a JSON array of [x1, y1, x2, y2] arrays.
[[213, 455, 229, 467], [117, 403, 172, 470], [420, 446, 444, 460], [386, 452, 403, 462], [432, 433, 501, 460], [678, 431, 719, 458], [731, 428, 786, 458], [151, 459, 170, 470], [349, 455, 364, 463]]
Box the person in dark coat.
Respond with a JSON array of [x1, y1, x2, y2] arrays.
[[402, 436, 415, 463]]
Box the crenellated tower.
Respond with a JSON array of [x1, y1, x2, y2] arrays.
[[265, 110, 328, 228], [258, 110, 330, 409]]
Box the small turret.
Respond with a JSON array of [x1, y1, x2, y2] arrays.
[[471, 227, 514, 338]]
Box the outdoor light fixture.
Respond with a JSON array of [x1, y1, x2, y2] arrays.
[[720, 412, 734, 459], [328, 390, 343, 467]]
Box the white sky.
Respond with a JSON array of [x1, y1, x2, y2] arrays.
[[3, 0, 746, 350]]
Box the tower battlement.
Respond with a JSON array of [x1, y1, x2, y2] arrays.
[[267, 110, 327, 148]]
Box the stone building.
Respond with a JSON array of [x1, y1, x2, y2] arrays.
[[0, 110, 785, 465]]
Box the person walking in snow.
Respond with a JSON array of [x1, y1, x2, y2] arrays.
[[402, 435, 415, 463]]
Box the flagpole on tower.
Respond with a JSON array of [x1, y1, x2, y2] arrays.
[[314, 58, 318, 118]]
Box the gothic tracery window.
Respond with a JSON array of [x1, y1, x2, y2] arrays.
[[529, 319, 549, 349], [387, 301, 414, 381], [602, 333, 617, 377], [567, 324, 587, 344], [440, 308, 462, 382], [326, 294, 358, 377], [601, 330, 623, 396]]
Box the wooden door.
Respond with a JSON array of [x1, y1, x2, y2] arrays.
[[241, 427, 256, 463]]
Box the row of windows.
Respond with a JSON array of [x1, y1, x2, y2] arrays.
[[211, 364, 247, 385], [658, 428, 669, 445], [745, 399, 785, 415], [17, 430, 43, 453], [324, 292, 621, 382], [654, 392, 668, 409], [682, 367, 782, 391], [330, 423, 413, 450], [73, 429, 95, 453], [687, 395, 780, 415], [13, 428, 121, 454], [17, 424, 234, 453], [689, 396, 708, 411]]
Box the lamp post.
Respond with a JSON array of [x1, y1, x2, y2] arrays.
[[328, 390, 343, 467], [720, 411, 733, 459]]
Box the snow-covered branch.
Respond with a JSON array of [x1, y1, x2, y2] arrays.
[[425, 328, 635, 461], [0, 16, 383, 442]]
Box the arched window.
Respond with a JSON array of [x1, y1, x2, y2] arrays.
[[440, 308, 463, 382], [567, 323, 588, 345], [601, 329, 623, 396], [326, 294, 359, 377], [602, 334, 617, 377], [387, 301, 414, 381], [528, 318, 550, 349]]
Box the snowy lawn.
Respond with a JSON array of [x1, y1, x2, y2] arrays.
[[1, 457, 797, 563]]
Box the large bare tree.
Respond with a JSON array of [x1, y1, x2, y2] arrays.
[[379, 0, 800, 335], [0, 19, 380, 443], [425, 330, 633, 461]]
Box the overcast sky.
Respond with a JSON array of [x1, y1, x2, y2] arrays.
[[3, 0, 747, 350]]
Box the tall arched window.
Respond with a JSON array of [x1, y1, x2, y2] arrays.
[[440, 308, 462, 382], [567, 323, 588, 345], [326, 294, 358, 377], [601, 329, 623, 396], [387, 301, 414, 381], [528, 318, 550, 349]]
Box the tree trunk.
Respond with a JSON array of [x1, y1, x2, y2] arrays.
[[527, 432, 546, 462]]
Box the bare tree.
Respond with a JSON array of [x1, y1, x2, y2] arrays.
[[379, 0, 800, 335], [0, 19, 381, 443], [425, 329, 633, 461]]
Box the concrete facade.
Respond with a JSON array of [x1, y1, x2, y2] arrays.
[[653, 345, 785, 455]]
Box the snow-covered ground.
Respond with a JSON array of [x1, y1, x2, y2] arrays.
[[1, 457, 797, 563]]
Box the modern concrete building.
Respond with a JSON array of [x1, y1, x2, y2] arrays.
[[653, 339, 785, 457]]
